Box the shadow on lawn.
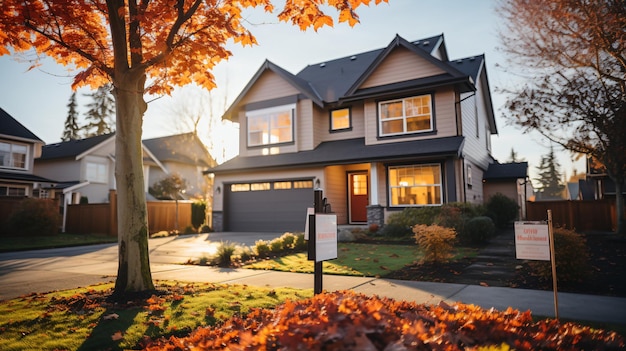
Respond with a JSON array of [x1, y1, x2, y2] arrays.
[[77, 306, 141, 351]]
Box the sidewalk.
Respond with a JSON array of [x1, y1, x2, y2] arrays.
[[149, 263, 626, 325]]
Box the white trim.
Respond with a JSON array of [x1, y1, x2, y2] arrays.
[[75, 135, 115, 160]]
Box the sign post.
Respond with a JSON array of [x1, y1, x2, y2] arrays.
[[514, 211, 559, 319], [307, 190, 337, 295]]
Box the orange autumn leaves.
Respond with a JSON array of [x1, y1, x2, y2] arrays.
[[144, 290, 625, 350], [0, 0, 387, 95]]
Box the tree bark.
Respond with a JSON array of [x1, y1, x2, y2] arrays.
[[111, 68, 155, 297], [614, 179, 625, 235]]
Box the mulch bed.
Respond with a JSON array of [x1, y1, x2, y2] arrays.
[[385, 232, 626, 297]]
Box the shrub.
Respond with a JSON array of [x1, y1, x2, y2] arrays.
[[529, 227, 590, 284], [368, 223, 379, 234], [237, 246, 254, 263], [6, 198, 61, 236], [183, 225, 195, 234], [485, 193, 519, 229], [413, 224, 456, 263], [213, 241, 237, 267], [379, 223, 412, 238], [387, 207, 441, 228], [254, 240, 271, 258], [461, 216, 496, 244], [293, 233, 307, 251], [279, 232, 297, 250], [191, 201, 206, 229], [269, 238, 284, 253], [199, 223, 212, 233]]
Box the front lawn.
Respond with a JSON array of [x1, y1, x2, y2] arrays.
[[244, 243, 478, 277]]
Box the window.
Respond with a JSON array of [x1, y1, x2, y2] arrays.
[[379, 94, 432, 136], [0, 185, 27, 197], [0, 142, 28, 170], [330, 108, 351, 131], [231, 183, 250, 192], [86, 162, 107, 183], [251, 182, 270, 191], [274, 181, 292, 190], [388, 164, 442, 206], [467, 164, 473, 187], [247, 104, 295, 147], [294, 180, 314, 189]]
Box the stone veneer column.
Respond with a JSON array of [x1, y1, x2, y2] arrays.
[[366, 205, 384, 228], [212, 211, 223, 232]]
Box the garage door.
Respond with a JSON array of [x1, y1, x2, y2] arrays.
[[225, 180, 314, 232]]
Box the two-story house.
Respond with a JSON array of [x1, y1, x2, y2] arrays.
[[207, 34, 498, 232], [0, 107, 55, 198]]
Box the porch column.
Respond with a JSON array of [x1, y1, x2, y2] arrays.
[[369, 162, 379, 205]]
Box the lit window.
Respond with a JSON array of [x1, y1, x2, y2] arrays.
[[294, 180, 314, 189], [251, 183, 270, 191], [274, 181, 292, 190], [247, 104, 295, 147], [352, 174, 367, 195], [379, 94, 432, 136], [0, 142, 28, 170], [388, 164, 442, 206], [231, 184, 250, 192], [330, 108, 350, 131], [86, 162, 107, 183]]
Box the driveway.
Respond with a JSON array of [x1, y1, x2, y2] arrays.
[[0, 232, 283, 301]]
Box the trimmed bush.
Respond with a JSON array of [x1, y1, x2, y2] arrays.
[[254, 240, 271, 258], [6, 198, 61, 236], [413, 224, 456, 263], [293, 233, 307, 251], [379, 223, 412, 238], [529, 227, 590, 284], [191, 201, 206, 229], [278, 232, 297, 250], [461, 216, 496, 244], [485, 193, 519, 229], [386, 206, 441, 228]]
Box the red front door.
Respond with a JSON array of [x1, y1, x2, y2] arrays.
[[349, 173, 368, 223]]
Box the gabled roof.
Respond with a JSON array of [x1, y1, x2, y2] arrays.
[[38, 133, 114, 160], [223, 34, 489, 120], [0, 107, 43, 143], [222, 60, 324, 120], [0, 171, 56, 183], [143, 132, 215, 168], [483, 162, 528, 180], [208, 136, 464, 173]]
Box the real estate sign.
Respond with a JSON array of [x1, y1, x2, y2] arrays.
[[314, 214, 337, 262], [514, 221, 550, 261]]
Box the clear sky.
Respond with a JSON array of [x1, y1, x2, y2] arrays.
[[0, 0, 585, 183]]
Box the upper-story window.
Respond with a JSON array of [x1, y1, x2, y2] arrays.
[[330, 108, 351, 131], [0, 141, 28, 170], [379, 94, 433, 136], [247, 104, 295, 147], [86, 162, 108, 183]]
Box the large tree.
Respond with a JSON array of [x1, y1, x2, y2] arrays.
[[0, 0, 385, 298], [534, 146, 565, 200], [497, 0, 626, 234]]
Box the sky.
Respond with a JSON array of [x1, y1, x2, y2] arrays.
[[0, 0, 585, 184]]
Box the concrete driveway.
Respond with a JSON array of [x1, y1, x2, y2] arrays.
[[0, 232, 283, 301]]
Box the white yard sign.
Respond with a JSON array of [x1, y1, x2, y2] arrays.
[[514, 221, 550, 261], [315, 214, 337, 262]]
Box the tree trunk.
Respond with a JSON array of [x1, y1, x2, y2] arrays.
[[111, 69, 155, 298]]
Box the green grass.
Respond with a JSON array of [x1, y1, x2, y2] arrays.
[[0, 281, 311, 351], [0, 233, 117, 252], [244, 243, 479, 277]]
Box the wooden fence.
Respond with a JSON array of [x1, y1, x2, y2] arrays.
[[65, 190, 192, 236], [526, 199, 621, 232]]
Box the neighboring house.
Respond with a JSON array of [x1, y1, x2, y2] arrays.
[[483, 162, 533, 220], [585, 156, 626, 201], [34, 133, 166, 205], [0, 107, 55, 198], [207, 34, 499, 232], [143, 132, 216, 200]]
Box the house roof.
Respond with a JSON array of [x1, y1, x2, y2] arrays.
[[223, 34, 487, 120], [0, 107, 43, 143], [0, 171, 56, 183], [207, 136, 464, 173], [143, 132, 215, 168], [483, 162, 528, 180], [39, 133, 114, 160]]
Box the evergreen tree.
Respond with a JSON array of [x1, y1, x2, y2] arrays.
[[61, 92, 80, 141], [534, 146, 565, 199], [507, 148, 525, 163], [83, 84, 115, 137]]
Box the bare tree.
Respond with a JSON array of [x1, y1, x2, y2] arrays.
[[497, 0, 626, 234]]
